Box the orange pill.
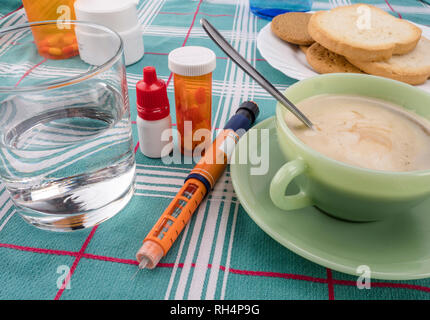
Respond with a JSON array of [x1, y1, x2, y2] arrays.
[[194, 87, 206, 104], [48, 47, 62, 56], [40, 46, 50, 54], [62, 45, 75, 55], [63, 33, 76, 46], [45, 34, 61, 47]]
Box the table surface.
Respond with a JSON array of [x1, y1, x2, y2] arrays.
[[1, 0, 430, 300]]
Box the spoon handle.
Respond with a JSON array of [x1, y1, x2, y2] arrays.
[[200, 18, 314, 129]]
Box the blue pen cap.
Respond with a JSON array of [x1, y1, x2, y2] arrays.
[[224, 101, 259, 132]]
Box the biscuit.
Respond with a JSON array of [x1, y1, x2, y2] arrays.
[[271, 12, 314, 46], [306, 42, 364, 74]]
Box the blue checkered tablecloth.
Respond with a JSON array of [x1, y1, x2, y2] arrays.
[[1, 0, 430, 300]]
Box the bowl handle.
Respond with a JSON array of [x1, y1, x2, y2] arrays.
[[270, 159, 312, 211]]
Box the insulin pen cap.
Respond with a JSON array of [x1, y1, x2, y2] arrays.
[[136, 66, 170, 121], [168, 46, 216, 76], [236, 101, 260, 123], [224, 101, 259, 133]]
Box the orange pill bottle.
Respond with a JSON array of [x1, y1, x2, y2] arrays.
[[22, 0, 79, 60], [168, 46, 216, 156]]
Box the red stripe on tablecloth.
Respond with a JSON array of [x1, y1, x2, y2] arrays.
[[134, 141, 140, 154], [384, 0, 402, 19], [224, 266, 328, 283], [181, 0, 203, 47], [0, 243, 78, 257], [0, 4, 23, 21], [83, 253, 139, 265], [326, 268, 335, 300], [54, 225, 98, 300], [14, 58, 47, 87], [333, 279, 430, 293], [2, 242, 430, 294]]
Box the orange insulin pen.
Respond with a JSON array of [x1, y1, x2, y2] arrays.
[[136, 101, 259, 270]]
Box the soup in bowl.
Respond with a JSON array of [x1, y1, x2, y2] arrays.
[[271, 73, 430, 221]]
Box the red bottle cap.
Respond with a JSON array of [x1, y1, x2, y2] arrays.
[[136, 66, 170, 121]]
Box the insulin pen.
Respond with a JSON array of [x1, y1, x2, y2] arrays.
[[135, 101, 259, 270]]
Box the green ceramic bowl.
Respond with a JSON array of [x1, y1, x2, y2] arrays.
[[271, 73, 430, 221]]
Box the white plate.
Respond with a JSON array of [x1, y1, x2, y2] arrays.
[[257, 21, 430, 93]]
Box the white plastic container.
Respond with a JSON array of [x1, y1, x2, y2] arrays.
[[137, 116, 173, 158], [74, 0, 144, 66]]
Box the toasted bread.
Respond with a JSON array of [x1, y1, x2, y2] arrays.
[[308, 4, 422, 62], [347, 37, 430, 85]]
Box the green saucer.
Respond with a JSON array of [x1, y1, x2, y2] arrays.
[[230, 117, 430, 280]]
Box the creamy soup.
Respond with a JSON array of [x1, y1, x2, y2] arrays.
[[284, 94, 430, 172]]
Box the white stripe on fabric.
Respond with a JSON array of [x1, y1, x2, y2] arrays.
[[186, 0, 253, 300], [0, 15, 28, 57], [0, 190, 10, 207], [174, 199, 208, 300], [139, 0, 166, 33], [220, 202, 239, 299], [187, 199, 221, 299], [0, 198, 12, 221], [142, 25, 257, 41], [164, 221, 192, 300], [0, 209, 16, 232], [206, 0, 258, 300], [171, 0, 249, 298]]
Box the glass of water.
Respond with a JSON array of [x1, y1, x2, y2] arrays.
[[0, 21, 135, 231]]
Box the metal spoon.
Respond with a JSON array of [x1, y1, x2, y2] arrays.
[[200, 18, 315, 130]]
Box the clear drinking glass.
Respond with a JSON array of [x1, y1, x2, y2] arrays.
[[0, 21, 135, 232]]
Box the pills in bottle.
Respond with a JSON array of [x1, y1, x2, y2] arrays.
[[136, 66, 173, 158], [168, 46, 216, 156]]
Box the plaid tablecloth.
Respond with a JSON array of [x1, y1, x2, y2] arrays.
[[1, 0, 430, 300]]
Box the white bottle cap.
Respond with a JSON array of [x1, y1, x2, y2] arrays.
[[74, 0, 144, 66], [168, 46, 216, 76], [75, 0, 139, 32]]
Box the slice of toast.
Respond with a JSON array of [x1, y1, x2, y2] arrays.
[[347, 37, 430, 85], [308, 4, 422, 62], [306, 42, 364, 74]]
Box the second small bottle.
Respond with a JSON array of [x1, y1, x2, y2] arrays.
[[168, 46, 216, 156]]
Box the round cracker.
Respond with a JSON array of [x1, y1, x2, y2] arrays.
[[306, 42, 364, 74], [271, 12, 314, 46]]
